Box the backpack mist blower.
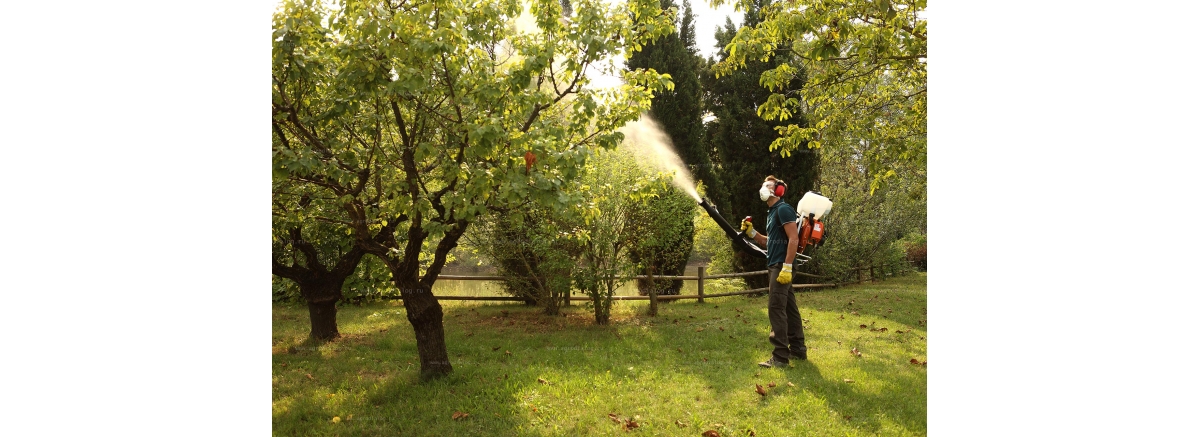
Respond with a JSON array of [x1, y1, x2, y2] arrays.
[[697, 191, 833, 266]]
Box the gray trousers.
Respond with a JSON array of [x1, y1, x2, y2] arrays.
[[767, 264, 807, 362]]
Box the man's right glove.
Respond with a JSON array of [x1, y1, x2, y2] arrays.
[[740, 217, 757, 238]]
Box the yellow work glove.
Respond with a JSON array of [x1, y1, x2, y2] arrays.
[[740, 217, 757, 238], [777, 263, 793, 284]]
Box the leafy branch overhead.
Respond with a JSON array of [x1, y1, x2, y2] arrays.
[[711, 0, 926, 192]]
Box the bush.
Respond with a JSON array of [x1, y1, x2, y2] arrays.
[[629, 185, 696, 296]]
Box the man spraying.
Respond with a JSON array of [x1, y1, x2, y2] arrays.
[[740, 176, 808, 368]]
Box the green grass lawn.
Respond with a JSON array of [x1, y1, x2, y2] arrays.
[[272, 273, 927, 436]]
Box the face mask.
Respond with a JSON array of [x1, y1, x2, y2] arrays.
[[759, 184, 773, 201]]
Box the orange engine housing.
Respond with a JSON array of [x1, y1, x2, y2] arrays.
[[799, 217, 826, 249]]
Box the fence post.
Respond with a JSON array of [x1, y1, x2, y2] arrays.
[[647, 271, 659, 316], [697, 265, 706, 304]]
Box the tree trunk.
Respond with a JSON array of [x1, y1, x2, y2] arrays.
[[398, 282, 452, 380], [306, 299, 340, 341], [299, 279, 349, 342]]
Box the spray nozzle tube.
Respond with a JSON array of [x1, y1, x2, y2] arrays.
[[698, 197, 767, 259]]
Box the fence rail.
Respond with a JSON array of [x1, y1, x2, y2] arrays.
[[379, 262, 911, 303]]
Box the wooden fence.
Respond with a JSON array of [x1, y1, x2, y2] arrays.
[[380, 261, 911, 303]]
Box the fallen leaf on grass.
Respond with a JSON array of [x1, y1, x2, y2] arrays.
[[505, 350, 511, 355], [729, 335, 735, 339], [844, 415, 853, 421], [859, 324, 868, 329], [768, 382, 776, 388], [702, 430, 720, 437], [537, 378, 550, 385], [736, 308, 743, 313], [838, 314, 845, 320], [452, 411, 469, 420], [492, 346, 501, 351], [719, 326, 725, 331], [787, 382, 795, 387], [305, 373, 314, 380], [851, 311, 859, 316], [623, 418, 639, 430], [910, 358, 927, 366], [747, 429, 757, 436], [696, 327, 704, 332], [279, 362, 287, 367], [843, 379, 855, 383], [879, 327, 888, 333], [608, 413, 621, 423], [675, 419, 687, 427], [851, 348, 862, 357], [678, 348, 684, 353], [755, 384, 767, 396], [331, 416, 341, 423]]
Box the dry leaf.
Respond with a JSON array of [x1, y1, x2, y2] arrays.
[[843, 379, 855, 383], [736, 308, 743, 313], [747, 429, 756, 436], [492, 346, 501, 351], [837, 341, 842, 345], [505, 350, 511, 355], [678, 348, 684, 353], [859, 324, 868, 329], [755, 384, 767, 396], [608, 413, 621, 423], [719, 327, 725, 331], [702, 431, 721, 437], [787, 382, 795, 387], [851, 311, 859, 316], [676, 419, 687, 427], [850, 348, 862, 357], [305, 373, 314, 380], [452, 411, 469, 420], [767, 382, 776, 388], [537, 378, 549, 385], [838, 314, 845, 320], [879, 328, 888, 333], [844, 415, 853, 420], [623, 418, 639, 430], [696, 327, 704, 332], [331, 416, 341, 423]]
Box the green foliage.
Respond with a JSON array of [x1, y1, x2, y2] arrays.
[[700, 5, 818, 285], [572, 147, 667, 324], [690, 203, 737, 275], [627, 0, 726, 210], [801, 130, 926, 281], [473, 205, 583, 314], [629, 182, 696, 296], [712, 0, 927, 191]]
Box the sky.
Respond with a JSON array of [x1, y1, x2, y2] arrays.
[[690, 0, 743, 61], [587, 0, 744, 90]]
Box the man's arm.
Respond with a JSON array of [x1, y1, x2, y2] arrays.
[[753, 231, 767, 247], [783, 221, 799, 264]]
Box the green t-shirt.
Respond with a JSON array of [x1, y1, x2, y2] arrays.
[[765, 200, 797, 267]]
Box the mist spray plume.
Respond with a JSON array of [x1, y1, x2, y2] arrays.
[[618, 114, 701, 202]]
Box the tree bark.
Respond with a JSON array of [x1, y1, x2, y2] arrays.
[[306, 298, 340, 341], [397, 281, 452, 380]]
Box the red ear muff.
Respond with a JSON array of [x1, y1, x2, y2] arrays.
[[774, 183, 786, 197]]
